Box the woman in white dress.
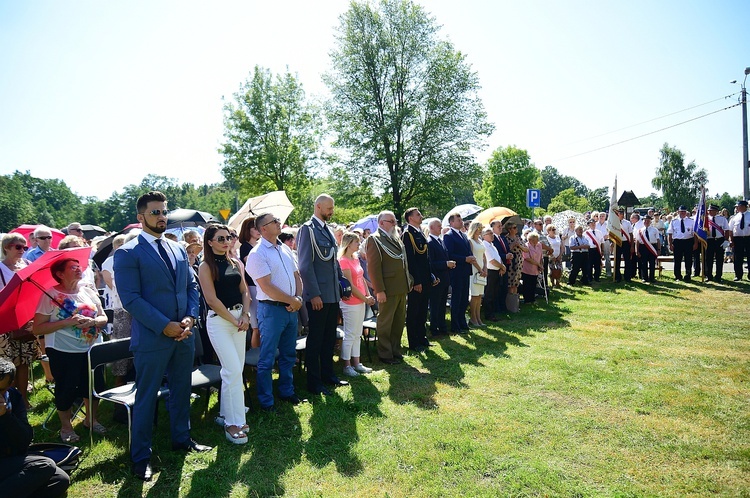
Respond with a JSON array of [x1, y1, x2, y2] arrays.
[[467, 222, 487, 327]]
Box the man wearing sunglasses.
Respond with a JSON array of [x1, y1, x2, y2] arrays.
[[25, 226, 54, 262], [297, 194, 348, 395], [115, 191, 209, 481]]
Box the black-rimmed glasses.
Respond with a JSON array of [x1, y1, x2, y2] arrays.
[[10, 244, 28, 251], [213, 236, 236, 243], [36, 236, 52, 240], [262, 217, 281, 227]]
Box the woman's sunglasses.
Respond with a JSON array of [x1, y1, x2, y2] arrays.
[[213, 235, 237, 243], [9, 244, 28, 251]]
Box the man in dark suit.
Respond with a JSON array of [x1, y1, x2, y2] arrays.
[[490, 220, 511, 314], [427, 219, 455, 337], [442, 212, 475, 334], [115, 191, 210, 482], [297, 194, 347, 396], [401, 208, 434, 352]]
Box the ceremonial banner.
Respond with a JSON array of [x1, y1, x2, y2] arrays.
[[607, 177, 622, 246]]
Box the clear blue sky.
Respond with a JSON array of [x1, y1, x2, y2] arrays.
[[1, 0, 748, 205]]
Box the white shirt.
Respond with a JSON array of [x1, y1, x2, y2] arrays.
[[619, 219, 633, 243], [547, 236, 562, 258], [637, 226, 660, 246], [482, 240, 502, 270], [728, 211, 750, 237], [707, 215, 729, 239], [246, 237, 298, 301], [667, 216, 694, 240], [595, 222, 608, 240], [568, 235, 590, 252]]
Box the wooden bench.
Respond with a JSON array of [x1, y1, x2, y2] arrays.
[[656, 256, 674, 279]]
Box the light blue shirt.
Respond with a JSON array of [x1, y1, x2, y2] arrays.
[[245, 237, 298, 301]]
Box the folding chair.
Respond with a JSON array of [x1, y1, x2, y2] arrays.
[[87, 337, 168, 449], [190, 331, 222, 414], [361, 307, 378, 363]]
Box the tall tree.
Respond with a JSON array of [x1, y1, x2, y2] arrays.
[[221, 66, 321, 213], [475, 145, 541, 218], [0, 175, 35, 231], [546, 188, 591, 214], [539, 165, 588, 208], [324, 0, 493, 220], [651, 143, 708, 211]]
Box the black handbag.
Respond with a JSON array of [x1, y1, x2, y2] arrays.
[[27, 443, 82, 474]]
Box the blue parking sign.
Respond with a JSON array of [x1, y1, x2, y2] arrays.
[[526, 189, 541, 208]]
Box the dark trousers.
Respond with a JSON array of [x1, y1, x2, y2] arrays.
[[568, 251, 588, 284], [614, 241, 634, 281], [705, 238, 725, 279], [305, 302, 340, 390], [693, 247, 702, 276], [429, 276, 449, 335], [734, 236, 749, 278], [588, 248, 601, 281], [406, 286, 430, 348], [449, 273, 470, 332], [484, 269, 499, 319], [673, 238, 693, 278], [496, 271, 508, 312], [543, 256, 549, 287], [639, 248, 657, 281], [521, 272, 537, 304], [0, 454, 70, 498]]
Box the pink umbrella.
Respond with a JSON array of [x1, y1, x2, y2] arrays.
[[0, 247, 92, 335], [10, 224, 66, 249]]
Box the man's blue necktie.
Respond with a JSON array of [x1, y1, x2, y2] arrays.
[[156, 239, 176, 282]]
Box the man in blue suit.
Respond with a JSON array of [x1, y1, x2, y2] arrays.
[[115, 191, 210, 482], [442, 212, 475, 334], [427, 219, 455, 337], [297, 194, 347, 395]]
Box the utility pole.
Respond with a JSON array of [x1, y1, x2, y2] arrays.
[[733, 67, 750, 200]]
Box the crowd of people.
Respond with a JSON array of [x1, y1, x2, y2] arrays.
[[1, 190, 748, 487]]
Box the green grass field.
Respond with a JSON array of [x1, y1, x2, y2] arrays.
[[26, 274, 750, 497]]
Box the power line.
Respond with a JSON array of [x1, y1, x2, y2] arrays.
[[555, 102, 741, 162], [566, 92, 740, 145]]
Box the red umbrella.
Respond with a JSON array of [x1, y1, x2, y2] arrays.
[[0, 247, 92, 335], [10, 225, 66, 249]]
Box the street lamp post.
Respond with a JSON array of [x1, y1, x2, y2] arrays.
[[732, 67, 750, 200]]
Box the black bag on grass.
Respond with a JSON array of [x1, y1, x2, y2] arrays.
[[27, 443, 82, 475]]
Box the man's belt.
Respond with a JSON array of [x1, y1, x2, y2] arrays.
[[260, 300, 288, 307]]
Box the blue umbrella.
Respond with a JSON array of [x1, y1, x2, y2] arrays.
[[353, 214, 378, 233]]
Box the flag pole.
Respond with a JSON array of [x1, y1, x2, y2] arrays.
[[613, 242, 617, 282]]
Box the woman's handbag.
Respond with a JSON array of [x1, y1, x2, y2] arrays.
[[27, 443, 82, 475], [550, 260, 562, 280], [9, 322, 35, 342], [473, 273, 487, 285]]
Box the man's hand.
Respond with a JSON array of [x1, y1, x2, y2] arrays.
[[432, 277, 440, 286], [310, 296, 323, 311], [413, 284, 423, 293], [376, 291, 387, 304], [164, 321, 192, 341], [447, 260, 456, 269], [286, 297, 303, 313]]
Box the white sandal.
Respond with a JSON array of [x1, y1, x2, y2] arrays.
[[225, 426, 248, 445]]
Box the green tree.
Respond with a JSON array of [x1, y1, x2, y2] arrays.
[[0, 175, 36, 231], [12, 171, 83, 228], [475, 146, 541, 218], [540, 165, 588, 209], [324, 0, 493, 220], [546, 188, 591, 214], [585, 186, 609, 212], [707, 192, 742, 213], [221, 65, 320, 215], [651, 143, 708, 211]]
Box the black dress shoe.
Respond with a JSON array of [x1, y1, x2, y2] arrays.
[[410, 346, 426, 353], [394, 354, 404, 360], [280, 394, 308, 405], [733, 276, 742, 281], [260, 404, 277, 413], [308, 386, 333, 395], [132, 460, 153, 481], [172, 439, 213, 452], [424, 342, 435, 347], [324, 377, 350, 387], [684, 276, 692, 282]]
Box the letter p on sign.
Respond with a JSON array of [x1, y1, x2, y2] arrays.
[[526, 189, 541, 208]]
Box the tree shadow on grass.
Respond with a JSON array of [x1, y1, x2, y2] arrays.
[[306, 390, 365, 477]]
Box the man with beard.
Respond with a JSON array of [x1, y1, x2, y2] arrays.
[[401, 207, 434, 352], [115, 191, 210, 481], [366, 211, 412, 364], [297, 194, 348, 395]]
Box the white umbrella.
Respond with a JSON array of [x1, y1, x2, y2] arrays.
[[441, 204, 483, 227], [228, 191, 295, 230]]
